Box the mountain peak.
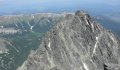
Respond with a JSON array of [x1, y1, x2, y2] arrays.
[[17, 11, 120, 70], [75, 10, 89, 17]]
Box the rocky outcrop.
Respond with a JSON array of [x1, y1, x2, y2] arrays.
[[17, 11, 120, 70], [0, 38, 9, 54], [0, 28, 20, 34]]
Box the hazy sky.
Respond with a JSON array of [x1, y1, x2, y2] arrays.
[[0, 0, 120, 13]]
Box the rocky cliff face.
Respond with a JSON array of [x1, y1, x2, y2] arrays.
[[17, 11, 120, 70]]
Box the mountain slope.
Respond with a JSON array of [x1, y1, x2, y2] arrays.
[[17, 11, 120, 70], [0, 13, 65, 70]]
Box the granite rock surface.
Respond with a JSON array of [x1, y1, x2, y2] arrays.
[[17, 11, 120, 70]]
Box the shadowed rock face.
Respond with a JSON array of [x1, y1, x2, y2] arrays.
[[17, 11, 120, 70]]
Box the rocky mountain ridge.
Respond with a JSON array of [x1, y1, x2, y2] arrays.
[[17, 11, 120, 70]]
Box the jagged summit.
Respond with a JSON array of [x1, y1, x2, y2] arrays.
[[75, 10, 90, 18], [17, 11, 120, 70], [75, 10, 87, 15], [74, 10, 95, 27]]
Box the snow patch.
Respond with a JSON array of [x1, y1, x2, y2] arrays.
[[110, 34, 117, 44], [0, 49, 8, 54], [83, 62, 89, 70], [30, 26, 34, 30], [27, 21, 34, 30], [27, 21, 31, 27], [32, 15, 35, 19], [93, 36, 99, 54], [14, 23, 18, 28], [17, 61, 27, 70], [48, 38, 51, 48], [85, 16, 89, 25], [91, 23, 94, 32], [0, 28, 19, 34]]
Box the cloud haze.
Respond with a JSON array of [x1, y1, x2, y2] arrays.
[[0, 0, 120, 14]]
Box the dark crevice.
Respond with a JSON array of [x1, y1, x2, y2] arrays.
[[104, 64, 108, 70]]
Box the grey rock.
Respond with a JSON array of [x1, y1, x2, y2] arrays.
[[18, 11, 120, 70], [0, 38, 9, 54]]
